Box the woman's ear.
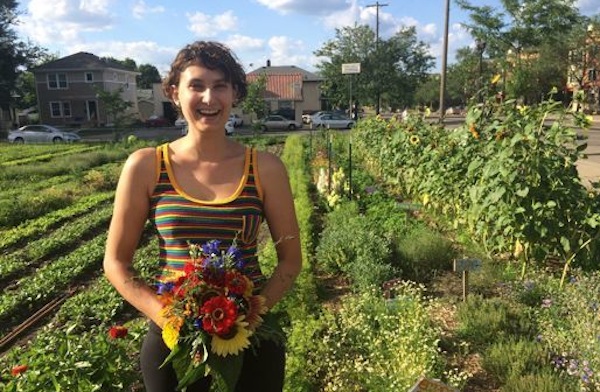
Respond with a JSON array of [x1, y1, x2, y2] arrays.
[[170, 84, 180, 106]]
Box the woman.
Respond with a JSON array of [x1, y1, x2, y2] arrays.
[[103, 41, 302, 391]]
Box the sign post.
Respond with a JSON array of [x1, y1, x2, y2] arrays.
[[453, 258, 482, 302], [342, 63, 361, 115]]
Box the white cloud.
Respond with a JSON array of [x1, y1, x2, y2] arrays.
[[16, 0, 114, 45], [254, 0, 348, 15], [225, 34, 265, 52], [266, 36, 308, 66], [132, 0, 165, 19], [187, 10, 237, 37]]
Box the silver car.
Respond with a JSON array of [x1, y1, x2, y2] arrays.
[[7, 124, 81, 144], [255, 115, 301, 131], [311, 113, 355, 129]]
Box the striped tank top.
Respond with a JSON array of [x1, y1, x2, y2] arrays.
[[148, 143, 266, 289]]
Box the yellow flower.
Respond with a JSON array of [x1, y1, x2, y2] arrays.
[[469, 123, 479, 139], [409, 135, 420, 145], [211, 317, 251, 356], [491, 74, 501, 84], [162, 316, 183, 350], [422, 193, 430, 206]]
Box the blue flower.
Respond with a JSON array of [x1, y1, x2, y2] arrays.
[[157, 282, 175, 295], [202, 239, 221, 256]]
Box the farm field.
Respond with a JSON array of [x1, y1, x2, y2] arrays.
[[0, 101, 599, 392]]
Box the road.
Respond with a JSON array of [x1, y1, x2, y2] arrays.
[[80, 117, 600, 185]]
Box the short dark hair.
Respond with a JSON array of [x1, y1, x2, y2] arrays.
[[162, 41, 247, 107]]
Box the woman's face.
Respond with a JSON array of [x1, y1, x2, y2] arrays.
[[173, 64, 237, 133]]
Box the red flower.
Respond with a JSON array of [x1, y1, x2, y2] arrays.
[[108, 325, 128, 339], [11, 364, 28, 377], [225, 271, 248, 295], [201, 295, 238, 336]]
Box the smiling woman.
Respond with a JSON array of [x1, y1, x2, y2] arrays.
[[103, 40, 302, 392]]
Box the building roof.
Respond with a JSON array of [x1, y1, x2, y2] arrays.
[[247, 64, 322, 100], [34, 52, 139, 74], [247, 64, 322, 81]]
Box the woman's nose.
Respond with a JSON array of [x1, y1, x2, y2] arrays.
[[201, 88, 213, 104]]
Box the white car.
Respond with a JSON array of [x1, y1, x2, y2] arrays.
[[7, 124, 81, 143], [229, 114, 243, 127], [311, 113, 355, 129], [225, 120, 235, 135]]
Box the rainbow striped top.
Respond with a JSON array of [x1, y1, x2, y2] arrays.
[[148, 143, 266, 289]]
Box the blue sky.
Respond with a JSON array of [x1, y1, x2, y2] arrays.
[[14, 0, 600, 76]]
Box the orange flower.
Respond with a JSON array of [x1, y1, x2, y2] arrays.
[[11, 364, 28, 377], [108, 325, 128, 339], [469, 123, 479, 139]]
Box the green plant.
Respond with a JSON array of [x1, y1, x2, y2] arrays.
[[395, 223, 456, 282], [456, 295, 537, 349], [482, 337, 548, 384]]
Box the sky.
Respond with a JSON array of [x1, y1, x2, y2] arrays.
[[14, 0, 600, 76]]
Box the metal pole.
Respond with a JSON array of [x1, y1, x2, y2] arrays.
[[438, 0, 450, 124], [367, 2, 388, 115]]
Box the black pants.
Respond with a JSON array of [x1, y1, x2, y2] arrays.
[[140, 321, 285, 391]]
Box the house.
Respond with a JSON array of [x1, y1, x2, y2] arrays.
[[247, 60, 323, 121], [32, 52, 140, 127]]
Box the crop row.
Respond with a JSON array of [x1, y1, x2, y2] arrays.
[[0, 203, 114, 283], [0, 146, 103, 167], [0, 144, 85, 164], [0, 191, 114, 252], [0, 231, 107, 333], [0, 232, 159, 391]]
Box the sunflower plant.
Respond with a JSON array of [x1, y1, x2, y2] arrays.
[[157, 240, 269, 391]]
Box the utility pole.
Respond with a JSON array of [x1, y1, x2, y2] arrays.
[[366, 1, 388, 115], [438, 0, 450, 124]]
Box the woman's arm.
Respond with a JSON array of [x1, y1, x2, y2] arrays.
[[103, 148, 166, 327], [257, 151, 302, 310]]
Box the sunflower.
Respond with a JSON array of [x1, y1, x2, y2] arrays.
[[409, 135, 420, 145], [211, 317, 251, 356], [245, 294, 267, 330]]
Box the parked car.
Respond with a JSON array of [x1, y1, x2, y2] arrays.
[[145, 115, 170, 127], [7, 124, 81, 144], [311, 113, 355, 129], [254, 115, 301, 131], [225, 119, 235, 135], [228, 114, 243, 127], [174, 117, 187, 127]]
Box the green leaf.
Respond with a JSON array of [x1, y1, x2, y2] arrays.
[[516, 187, 529, 197], [560, 236, 571, 253], [208, 352, 244, 392]]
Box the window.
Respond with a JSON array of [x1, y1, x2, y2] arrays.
[[48, 73, 68, 89], [85, 72, 94, 82], [50, 101, 72, 118]]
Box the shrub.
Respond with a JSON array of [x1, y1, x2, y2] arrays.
[[395, 223, 456, 282], [290, 282, 444, 391]]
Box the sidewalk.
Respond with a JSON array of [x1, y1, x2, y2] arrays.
[[577, 116, 600, 187]]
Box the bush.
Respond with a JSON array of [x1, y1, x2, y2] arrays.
[[395, 223, 456, 282]]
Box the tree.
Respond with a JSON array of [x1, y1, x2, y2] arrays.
[[0, 1, 49, 113], [456, 0, 584, 103], [315, 24, 433, 113], [92, 85, 133, 132], [137, 63, 161, 89], [241, 73, 268, 123]]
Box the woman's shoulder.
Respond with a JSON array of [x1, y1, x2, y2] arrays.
[[255, 149, 286, 175], [122, 146, 159, 175]]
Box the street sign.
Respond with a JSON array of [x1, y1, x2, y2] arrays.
[[453, 258, 482, 273], [342, 63, 361, 74]]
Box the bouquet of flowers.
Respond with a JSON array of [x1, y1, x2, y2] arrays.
[[157, 239, 268, 390]]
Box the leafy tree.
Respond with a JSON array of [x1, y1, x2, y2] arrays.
[[0, 1, 49, 114], [315, 24, 433, 112], [241, 73, 268, 122], [92, 85, 133, 132], [137, 63, 161, 89], [456, 0, 584, 103]]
